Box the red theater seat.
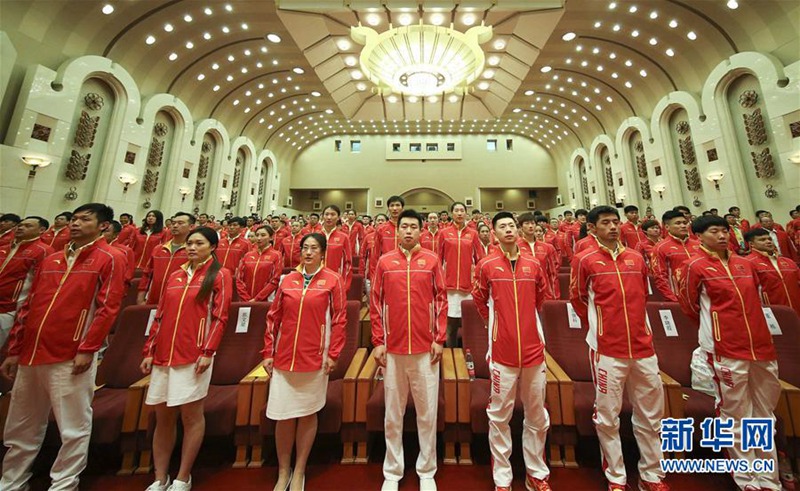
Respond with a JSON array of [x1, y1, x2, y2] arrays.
[[557, 273, 570, 300], [348, 274, 364, 301]]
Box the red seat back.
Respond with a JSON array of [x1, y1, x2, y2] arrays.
[[461, 300, 490, 380], [645, 302, 698, 387], [211, 302, 270, 385], [770, 305, 800, 388], [540, 300, 592, 382], [329, 300, 361, 381], [348, 274, 364, 301], [99, 305, 156, 388], [647, 278, 668, 302], [557, 273, 570, 300]]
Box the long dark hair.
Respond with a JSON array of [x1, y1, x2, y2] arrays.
[[140, 210, 164, 234], [187, 227, 221, 302]]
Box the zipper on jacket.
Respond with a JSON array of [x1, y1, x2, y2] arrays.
[[456, 229, 462, 289], [612, 258, 634, 358], [167, 279, 192, 365], [769, 258, 794, 310], [136, 234, 152, 269], [290, 286, 308, 371], [407, 255, 412, 354], [720, 261, 756, 360], [29, 253, 77, 365], [158, 251, 179, 300], [512, 262, 522, 367], [251, 254, 263, 297]]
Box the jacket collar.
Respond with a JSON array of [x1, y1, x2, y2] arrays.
[[699, 244, 730, 262], [399, 243, 421, 259]]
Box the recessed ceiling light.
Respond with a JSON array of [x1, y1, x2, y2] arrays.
[[687, 31, 697, 40], [596, 65, 604, 71], [228, 55, 235, 61], [183, 14, 192, 22], [244, 49, 251, 56], [631, 30, 639, 37], [145, 35, 156, 45], [580, 60, 588, 67], [241, 23, 249, 30], [225, 4, 233, 12], [266, 33, 282, 43], [204, 7, 212, 15], [337, 38, 351, 50], [629, 5, 638, 13], [226, 75, 233, 81], [649, 37, 658, 45], [608, 2, 617, 9], [562, 32, 577, 41], [408, 96, 419, 103], [540, 65, 552, 73], [168, 52, 178, 61], [612, 24, 621, 32], [366, 13, 381, 26], [351, 70, 363, 80], [293, 67, 305, 74], [611, 72, 619, 78], [203, 32, 211, 40], [164, 24, 173, 32], [592, 47, 600, 54], [565, 58, 573, 64], [727, 0, 739, 8], [461, 13, 476, 26], [197, 73, 205, 81], [477, 81, 490, 90], [430, 13, 445, 26], [241, 67, 248, 73], [669, 19, 678, 28], [102, 4, 114, 14], [356, 83, 367, 91], [483, 69, 495, 78], [185, 41, 194, 49], [649, 11, 658, 19], [524, 90, 535, 95], [211, 63, 219, 70], [427, 96, 438, 103], [448, 94, 460, 103], [625, 59, 633, 66], [488, 56, 500, 66], [494, 39, 506, 50], [213, 85, 220, 91], [625, 81, 633, 88], [222, 26, 230, 33], [665, 48, 675, 57], [398, 13, 413, 26]]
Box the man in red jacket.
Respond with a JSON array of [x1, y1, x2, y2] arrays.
[[321, 205, 352, 291], [360, 214, 387, 295], [371, 195, 405, 266], [651, 210, 701, 301], [438, 202, 479, 347], [570, 206, 668, 491], [117, 213, 137, 247], [0, 216, 52, 348], [137, 212, 193, 304], [745, 228, 800, 317], [473, 211, 551, 491], [0, 203, 125, 491], [679, 215, 781, 490], [757, 214, 798, 261], [40, 211, 72, 251], [420, 212, 443, 252], [620, 205, 646, 249], [301, 212, 323, 235], [342, 209, 365, 255], [280, 220, 304, 269], [103, 220, 135, 289], [216, 216, 250, 273], [0, 214, 21, 249], [371, 209, 447, 491]]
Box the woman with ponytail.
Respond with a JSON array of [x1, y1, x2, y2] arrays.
[[140, 227, 232, 491]]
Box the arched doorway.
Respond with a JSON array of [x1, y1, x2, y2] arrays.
[[399, 187, 455, 213]]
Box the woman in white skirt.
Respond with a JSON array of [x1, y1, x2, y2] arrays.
[[140, 227, 233, 491], [262, 233, 347, 491]]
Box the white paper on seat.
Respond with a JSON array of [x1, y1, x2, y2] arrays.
[[763, 307, 782, 335], [659, 309, 678, 337], [145, 309, 157, 336], [566, 302, 581, 329], [236, 306, 252, 333]]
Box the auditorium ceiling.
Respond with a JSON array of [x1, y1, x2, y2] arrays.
[[1, 0, 797, 160]]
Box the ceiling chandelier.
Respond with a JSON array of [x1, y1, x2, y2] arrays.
[[351, 23, 493, 97]]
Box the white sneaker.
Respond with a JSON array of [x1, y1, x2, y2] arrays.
[[420, 478, 437, 491], [381, 480, 399, 491], [145, 476, 170, 491], [166, 476, 191, 491]]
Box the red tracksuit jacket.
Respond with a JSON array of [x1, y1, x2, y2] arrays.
[[8, 238, 125, 365], [420, 227, 443, 253], [475, 241, 499, 262], [438, 225, 479, 292], [517, 238, 560, 300], [372, 221, 399, 261], [745, 250, 800, 317], [0, 239, 53, 314], [108, 239, 135, 288], [342, 221, 365, 255], [262, 266, 346, 371], [370, 246, 447, 354], [235, 246, 283, 302], [133, 229, 166, 269], [40, 227, 71, 252], [322, 228, 352, 291], [217, 234, 250, 273], [651, 234, 702, 302], [570, 244, 655, 359], [280, 233, 303, 268], [574, 234, 599, 254], [143, 260, 232, 365], [138, 241, 188, 303], [472, 249, 547, 367], [620, 222, 646, 249], [118, 224, 137, 248], [679, 248, 776, 361]]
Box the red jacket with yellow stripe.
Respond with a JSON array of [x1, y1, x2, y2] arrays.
[[472, 249, 547, 368], [570, 244, 655, 359], [8, 238, 125, 365], [322, 227, 352, 291], [217, 234, 251, 273], [40, 226, 71, 252], [262, 266, 347, 371], [143, 260, 232, 366], [0, 238, 53, 314], [235, 246, 283, 302], [517, 238, 560, 300], [438, 224, 479, 292], [370, 246, 448, 355], [651, 234, 702, 302], [138, 240, 188, 304], [745, 250, 800, 317], [679, 248, 776, 361]]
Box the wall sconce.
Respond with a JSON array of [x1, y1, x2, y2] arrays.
[[179, 187, 191, 202], [618, 193, 627, 203], [789, 152, 800, 164], [118, 173, 138, 193], [653, 184, 667, 199], [706, 171, 724, 190], [21, 155, 51, 178], [248, 201, 256, 212], [219, 195, 230, 206], [590, 199, 598, 207]]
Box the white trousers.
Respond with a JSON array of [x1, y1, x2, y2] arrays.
[[487, 361, 550, 486], [383, 352, 439, 482], [707, 354, 781, 490], [590, 350, 665, 485], [1, 357, 97, 491], [0, 311, 15, 350]]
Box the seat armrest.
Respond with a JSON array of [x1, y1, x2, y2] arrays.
[[544, 351, 574, 426], [544, 367, 562, 426], [452, 348, 471, 424], [658, 371, 682, 418], [248, 367, 271, 427], [122, 375, 150, 434], [355, 354, 378, 423], [236, 363, 264, 428], [778, 379, 800, 437], [441, 349, 457, 424], [343, 348, 368, 423]]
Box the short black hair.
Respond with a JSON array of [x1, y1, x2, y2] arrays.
[[387, 195, 405, 207], [709, 208, 718, 213], [108, 220, 122, 234], [199, 213, 209, 219], [173, 211, 196, 224], [375, 213, 388, 221], [563, 210, 574, 216], [300, 232, 327, 253], [120, 213, 133, 221], [662, 210, 685, 224], [0, 213, 21, 223], [228, 216, 246, 227], [55, 211, 73, 221], [25, 216, 49, 230], [673, 205, 691, 215], [255, 224, 275, 236], [73, 203, 114, 224], [692, 215, 728, 235], [623, 205, 639, 214], [398, 209, 423, 227], [534, 215, 549, 224], [641, 219, 659, 232], [518, 212, 536, 225], [309, 212, 320, 219], [492, 211, 515, 228], [723, 213, 736, 220], [324, 204, 341, 216], [755, 209, 769, 218], [728, 206, 740, 213], [575, 209, 589, 218], [587, 206, 619, 224], [744, 228, 770, 243], [471, 209, 481, 215], [450, 201, 467, 212]]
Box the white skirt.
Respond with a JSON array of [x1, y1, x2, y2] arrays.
[[266, 368, 328, 420], [447, 290, 472, 318], [146, 360, 214, 407]]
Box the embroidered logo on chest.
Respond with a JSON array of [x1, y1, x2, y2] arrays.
[[417, 259, 426, 267], [318, 279, 327, 286], [522, 266, 531, 274]]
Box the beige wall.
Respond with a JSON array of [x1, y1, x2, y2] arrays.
[[289, 189, 369, 213], [289, 134, 558, 214], [479, 188, 559, 213]]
